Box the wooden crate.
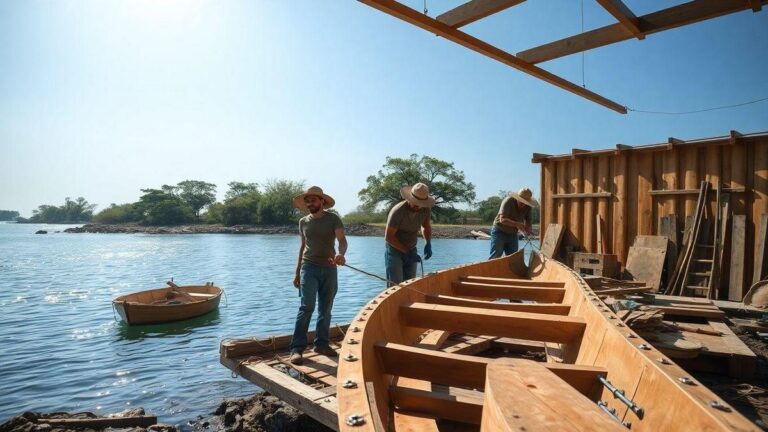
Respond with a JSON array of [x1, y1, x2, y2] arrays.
[[568, 252, 619, 278]]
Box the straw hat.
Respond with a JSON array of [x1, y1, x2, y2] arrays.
[[509, 187, 539, 208], [400, 183, 436, 208], [293, 186, 336, 212]]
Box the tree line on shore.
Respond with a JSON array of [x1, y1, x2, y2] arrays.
[[10, 154, 539, 226]]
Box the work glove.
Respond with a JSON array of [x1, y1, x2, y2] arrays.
[[423, 242, 433, 260], [404, 248, 422, 265]]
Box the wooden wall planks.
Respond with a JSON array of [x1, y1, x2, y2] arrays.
[[536, 135, 768, 300]]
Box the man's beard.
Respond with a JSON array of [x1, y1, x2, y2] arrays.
[[308, 205, 320, 214]]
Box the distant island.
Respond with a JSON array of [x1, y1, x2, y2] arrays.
[[14, 155, 540, 228], [0, 210, 19, 221], [62, 222, 501, 240]]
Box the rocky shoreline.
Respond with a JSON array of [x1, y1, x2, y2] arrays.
[[63, 223, 497, 239], [0, 393, 330, 432]]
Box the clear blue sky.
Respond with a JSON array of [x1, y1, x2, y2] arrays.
[[1, 0, 767, 217]]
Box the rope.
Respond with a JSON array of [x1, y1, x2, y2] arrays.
[[335, 323, 347, 337], [341, 263, 433, 297], [627, 96, 768, 115]]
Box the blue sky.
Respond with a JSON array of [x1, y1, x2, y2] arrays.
[[1, 0, 767, 217]]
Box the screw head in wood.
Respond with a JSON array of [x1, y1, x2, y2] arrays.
[[343, 379, 358, 389], [710, 401, 731, 412], [351, 327, 360, 333], [679, 377, 695, 385], [347, 338, 359, 344], [639, 344, 651, 350], [658, 357, 670, 365], [344, 353, 358, 362], [346, 414, 365, 426]]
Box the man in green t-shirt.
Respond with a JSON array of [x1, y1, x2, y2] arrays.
[[385, 183, 434, 286], [489, 187, 538, 259], [289, 186, 347, 365]]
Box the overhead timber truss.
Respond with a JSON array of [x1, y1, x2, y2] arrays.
[[358, 0, 766, 113]]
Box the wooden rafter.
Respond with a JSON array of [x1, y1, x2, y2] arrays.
[[517, 0, 767, 64], [595, 0, 643, 38], [436, 0, 526, 28], [358, 0, 627, 113]]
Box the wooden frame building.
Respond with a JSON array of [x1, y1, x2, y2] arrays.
[[534, 130, 768, 300]]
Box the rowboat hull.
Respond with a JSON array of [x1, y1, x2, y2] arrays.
[[113, 284, 222, 325], [337, 250, 757, 431]]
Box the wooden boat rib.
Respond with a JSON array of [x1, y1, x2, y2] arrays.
[[337, 251, 757, 431], [112, 283, 222, 325]]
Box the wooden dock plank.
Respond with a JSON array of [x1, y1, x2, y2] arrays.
[[220, 357, 339, 430]]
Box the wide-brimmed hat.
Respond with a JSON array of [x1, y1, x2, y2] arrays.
[[293, 186, 335, 212], [400, 183, 436, 208], [509, 187, 539, 208]]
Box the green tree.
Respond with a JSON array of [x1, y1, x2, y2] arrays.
[[258, 179, 305, 225], [225, 182, 259, 201], [201, 202, 225, 224], [358, 154, 476, 219], [93, 203, 142, 224], [28, 197, 95, 223], [476, 195, 503, 223], [0, 210, 19, 221], [176, 180, 217, 220], [136, 189, 193, 225]]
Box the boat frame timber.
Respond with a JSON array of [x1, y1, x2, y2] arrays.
[[336, 250, 758, 431]]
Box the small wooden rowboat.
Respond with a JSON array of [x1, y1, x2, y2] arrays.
[[337, 250, 758, 431], [113, 282, 222, 325]]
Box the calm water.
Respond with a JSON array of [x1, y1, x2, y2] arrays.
[[0, 222, 536, 426]]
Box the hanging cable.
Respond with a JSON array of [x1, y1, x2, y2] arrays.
[[627, 96, 768, 115], [423, 0, 428, 15], [581, 0, 586, 88]]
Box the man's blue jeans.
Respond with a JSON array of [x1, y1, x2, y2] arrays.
[[385, 244, 417, 287], [290, 262, 338, 352], [489, 226, 519, 259]]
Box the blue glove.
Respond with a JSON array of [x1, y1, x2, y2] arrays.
[[423, 242, 432, 260], [404, 248, 422, 265]]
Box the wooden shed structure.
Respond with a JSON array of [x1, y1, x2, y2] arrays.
[[534, 130, 768, 300]]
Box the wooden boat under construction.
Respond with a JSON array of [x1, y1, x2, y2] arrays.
[[113, 282, 222, 325], [335, 250, 758, 431]]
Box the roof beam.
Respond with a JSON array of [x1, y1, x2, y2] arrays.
[[358, 0, 627, 113], [436, 0, 526, 28], [595, 0, 644, 38], [517, 0, 767, 64]]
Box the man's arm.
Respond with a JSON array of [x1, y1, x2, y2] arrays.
[[333, 228, 347, 265], [385, 227, 410, 253], [294, 233, 306, 288], [499, 216, 525, 229], [421, 217, 432, 242]]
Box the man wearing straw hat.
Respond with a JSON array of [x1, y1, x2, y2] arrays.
[[489, 187, 538, 259], [385, 182, 435, 286], [289, 186, 347, 365]]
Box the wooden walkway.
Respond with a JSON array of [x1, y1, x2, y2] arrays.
[[219, 325, 348, 430], [219, 325, 544, 431]]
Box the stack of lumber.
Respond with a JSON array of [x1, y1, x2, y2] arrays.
[[611, 294, 758, 378]]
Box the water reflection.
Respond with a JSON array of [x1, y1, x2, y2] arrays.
[[115, 310, 222, 341]]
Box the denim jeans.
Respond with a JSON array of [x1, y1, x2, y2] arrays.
[[489, 226, 519, 259], [385, 244, 417, 287], [290, 262, 338, 352]]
